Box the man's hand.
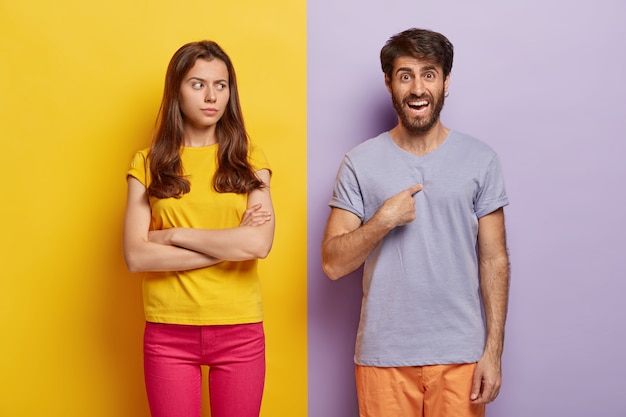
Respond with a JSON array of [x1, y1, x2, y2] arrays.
[[375, 183, 423, 228], [470, 352, 502, 404], [321, 183, 423, 280]]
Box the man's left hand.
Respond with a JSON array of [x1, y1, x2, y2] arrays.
[[470, 353, 502, 404]]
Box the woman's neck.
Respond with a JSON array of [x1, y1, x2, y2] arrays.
[[182, 124, 217, 147]]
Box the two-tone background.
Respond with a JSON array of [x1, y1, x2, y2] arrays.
[[1, 0, 624, 416]]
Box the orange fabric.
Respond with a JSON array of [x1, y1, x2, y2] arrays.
[[355, 363, 485, 417]]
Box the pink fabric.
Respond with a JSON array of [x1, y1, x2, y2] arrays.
[[143, 321, 265, 417]]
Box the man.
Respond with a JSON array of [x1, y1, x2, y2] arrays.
[[321, 28, 510, 417]]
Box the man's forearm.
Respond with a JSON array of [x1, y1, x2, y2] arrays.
[[480, 255, 510, 357], [322, 216, 393, 280]]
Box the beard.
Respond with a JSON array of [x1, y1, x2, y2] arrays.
[[392, 88, 446, 135]]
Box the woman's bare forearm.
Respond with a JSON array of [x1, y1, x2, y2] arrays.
[[161, 223, 274, 261], [124, 238, 221, 273]]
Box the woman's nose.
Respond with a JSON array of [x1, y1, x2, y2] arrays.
[[204, 88, 216, 102]]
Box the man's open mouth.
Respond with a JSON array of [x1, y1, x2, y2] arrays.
[[408, 100, 429, 111]]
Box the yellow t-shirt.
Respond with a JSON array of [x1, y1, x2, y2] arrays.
[[127, 144, 270, 325]]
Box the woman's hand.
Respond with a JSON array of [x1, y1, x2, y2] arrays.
[[148, 228, 175, 245], [147, 204, 270, 246], [143, 169, 275, 262], [240, 203, 272, 227]]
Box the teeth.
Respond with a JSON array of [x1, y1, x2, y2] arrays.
[[409, 100, 428, 107]]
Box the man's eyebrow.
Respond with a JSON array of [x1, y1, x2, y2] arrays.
[[420, 65, 440, 73], [394, 65, 440, 75], [395, 66, 415, 75]]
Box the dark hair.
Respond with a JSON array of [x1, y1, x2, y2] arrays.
[[148, 40, 263, 199], [380, 28, 454, 80]]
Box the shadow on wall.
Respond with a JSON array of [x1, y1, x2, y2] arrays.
[[307, 87, 397, 417], [100, 212, 151, 417], [368, 97, 398, 137]]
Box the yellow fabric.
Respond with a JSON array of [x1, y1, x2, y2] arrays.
[[128, 144, 270, 325]]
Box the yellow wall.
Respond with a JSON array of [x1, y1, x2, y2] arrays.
[[0, 1, 306, 416]]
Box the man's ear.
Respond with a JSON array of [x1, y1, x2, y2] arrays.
[[444, 74, 451, 92]]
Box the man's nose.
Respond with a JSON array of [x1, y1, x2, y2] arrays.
[[409, 78, 426, 96]]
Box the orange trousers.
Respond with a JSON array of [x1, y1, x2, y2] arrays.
[[356, 363, 485, 417]]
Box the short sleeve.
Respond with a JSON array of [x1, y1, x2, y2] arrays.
[[474, 154, 509, 218], [329, 156, 365, 220], [248, 143, 271, 174], [127, 149, 150, 186]]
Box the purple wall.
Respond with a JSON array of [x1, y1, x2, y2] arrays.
[[307, 1, 626, 416]]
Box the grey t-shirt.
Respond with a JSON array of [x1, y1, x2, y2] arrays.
[[329, 130, 509, 366]]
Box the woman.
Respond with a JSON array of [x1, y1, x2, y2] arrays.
[[123, 41, 275, 417]]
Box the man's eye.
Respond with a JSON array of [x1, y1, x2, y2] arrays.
[[401, 74, 411, 81]]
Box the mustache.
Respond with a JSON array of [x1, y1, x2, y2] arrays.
[[403, 93, 430, 103]]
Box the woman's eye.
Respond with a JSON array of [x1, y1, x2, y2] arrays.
[[192, 82, 203, 89], [217, 83, 227, 90]]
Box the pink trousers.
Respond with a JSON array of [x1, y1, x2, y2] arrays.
[[143, 321, 266, 417]]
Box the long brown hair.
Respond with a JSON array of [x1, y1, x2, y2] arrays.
[[148, 40, 264, 199]]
